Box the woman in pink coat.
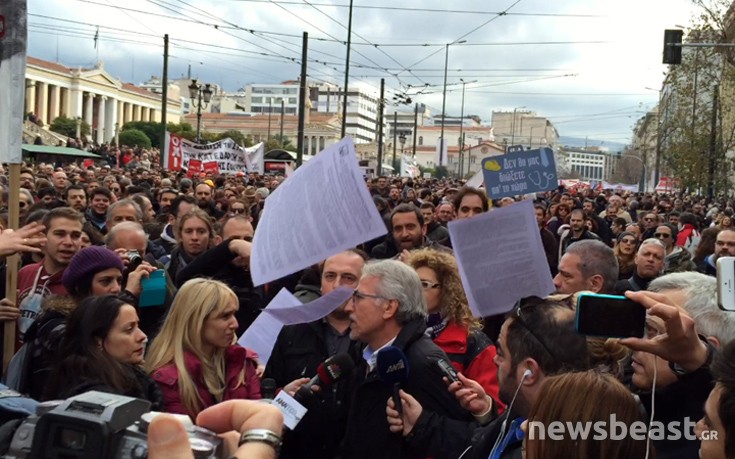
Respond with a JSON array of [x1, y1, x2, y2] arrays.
[[146, 278, 260, 419]]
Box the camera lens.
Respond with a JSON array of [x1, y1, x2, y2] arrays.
[[190, 438, 215, 457]]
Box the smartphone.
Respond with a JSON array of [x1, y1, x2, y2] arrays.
[[436, 359, 460, 384], [575, 293, 646, 338], [717, 256, 735, 311]]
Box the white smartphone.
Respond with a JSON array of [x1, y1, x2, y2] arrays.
[[717, 256, 735, 312]]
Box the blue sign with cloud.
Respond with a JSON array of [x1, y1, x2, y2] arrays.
[[481, 147, 558, 198]]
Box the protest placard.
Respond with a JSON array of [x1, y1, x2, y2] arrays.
[[482, 147, 557, 199]]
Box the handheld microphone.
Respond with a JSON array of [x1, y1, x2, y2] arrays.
[[294, 354, 355, 403], [376, 346, 410, 420], [261, 378, 277, 400]]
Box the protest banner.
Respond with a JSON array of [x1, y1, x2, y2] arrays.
[[164, 132, 264, 175], [482, 147, 558, 199]]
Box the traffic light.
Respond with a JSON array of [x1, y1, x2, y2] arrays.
[[663, 29, 684, 64]]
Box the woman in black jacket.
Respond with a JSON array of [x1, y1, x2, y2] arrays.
[[43, 295, 163, 409]]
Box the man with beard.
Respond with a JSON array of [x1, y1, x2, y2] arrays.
[[420, 202, 449, 242], [558, 209, 600, 259], [194, 182, 224, 219], [370, 204, 446, 259], [614, 238, 666, 293], [264, 250, 366, 459]]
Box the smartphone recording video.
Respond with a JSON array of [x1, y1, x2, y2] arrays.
[[575, 293, 646, 338], [717, 256, 735, 312]]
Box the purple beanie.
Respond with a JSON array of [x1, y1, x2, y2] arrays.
[[62, 246, 125, 291]]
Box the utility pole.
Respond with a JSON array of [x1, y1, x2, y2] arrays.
[[376, 78, 385, 176], [340, 0, 354, 138], [412, 103, 418, 158], [392, 111, 398, 173], [279, 99, 285, 148], [707, 84, 719, 200], [160, 34, 169, 164], [296, 31, 308, 166]]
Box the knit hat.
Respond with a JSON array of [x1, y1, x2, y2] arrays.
[[62, 246, 125, 291]]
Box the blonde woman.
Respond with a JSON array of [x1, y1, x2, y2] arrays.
[[146, 278, 261, 419], [406, 249, 502, 410]]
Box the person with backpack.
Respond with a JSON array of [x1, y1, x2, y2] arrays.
[[676, 212, 701, 254]]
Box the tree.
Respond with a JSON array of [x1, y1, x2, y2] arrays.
[[49, 115, 90, 138], [434, 165, 449, 179], [167, 122, 196, 141], [659, 1, 735, 193], [119, 128, 152, 149], [217, 130, 252, 147], [121, 121, 161, 147], [265, 134, 296, 152]]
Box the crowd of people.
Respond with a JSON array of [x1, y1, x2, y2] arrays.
[[0, 151, 731, 459]]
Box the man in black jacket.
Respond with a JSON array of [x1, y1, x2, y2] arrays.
[[175, 214, 262, 335], [371, 204, 448, 259], [264, 250, 367, 459], [340, 259, 471, 459], [614, 238, 665, 294]]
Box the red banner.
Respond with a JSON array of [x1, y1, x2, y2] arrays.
[[187, 159, 202, 178], [168, 134, 184, 171], [203, 161, 219, 175]]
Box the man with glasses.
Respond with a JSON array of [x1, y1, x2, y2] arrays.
[[699, 229, 735, 277], [654, 223, 696, 273], [385, 295, 590, 459], [641, 212, 660, 240], [614, 238, 666, 293], [265, 250, 367, 459], [341, 259, 470, 459]]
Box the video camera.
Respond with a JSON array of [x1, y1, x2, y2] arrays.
[[5, 391, 224, 458]]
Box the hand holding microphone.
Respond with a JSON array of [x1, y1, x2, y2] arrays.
[[294, 353, 356, 403], [376, 346, 410, 420]]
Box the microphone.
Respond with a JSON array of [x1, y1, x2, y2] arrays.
[[261, 378, 277, 400], [376, 346, 410, 419], [294, 354, 355, 403]]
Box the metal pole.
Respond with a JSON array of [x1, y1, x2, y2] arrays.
[[195, 90, 202, 143], [267, 98, 272, 141], [439, 43, 449, 167], [708, 84, 718, 200], [392, 111, 397, 172], [510, 108, 517, 147], [412, 103, 418, 158], [340, 0, 354, 138], [458, 79, 466, 178], [296, 31, 308, 166], [160, 33, 168, 160], [376, 78, 384, 176], [280, 99, 285, 148]]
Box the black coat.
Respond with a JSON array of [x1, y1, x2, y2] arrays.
[[175, 240, 263, 335], [339, 318, 472, 459], [264, 321, 364, 459]]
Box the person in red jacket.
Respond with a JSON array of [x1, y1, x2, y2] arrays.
[[406, 248, 503, 411], [146, 278, 261, 419]]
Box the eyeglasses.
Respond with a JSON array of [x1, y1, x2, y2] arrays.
[[352, 290, 388, 302], [513, 298, 562, 361], [643, 217, 654, 221], [653, 233, 671, 239], [231, 208, 246, 214], [420, 281, 441, 290], [621, 238, 637, 244]]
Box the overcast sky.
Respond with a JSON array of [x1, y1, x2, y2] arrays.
[[27, 0, 699, 145]]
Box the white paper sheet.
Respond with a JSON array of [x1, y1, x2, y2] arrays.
[[250, 137, 387, 286], [238, 287, 354, 365], [448, 200, 555, 317]]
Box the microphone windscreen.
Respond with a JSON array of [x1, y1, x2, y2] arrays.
[[318, 353, 356, 386], [376, 346, 410, 385], [261, 378, 277, 399]]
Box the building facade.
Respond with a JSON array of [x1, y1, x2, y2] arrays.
[[491, 110, 560, 150], [311, 83, 384, 144], [24, 57, 182, 145]]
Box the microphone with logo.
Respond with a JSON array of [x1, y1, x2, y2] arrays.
[[294, 353, 356, 403], [376, 346, 410, 419]]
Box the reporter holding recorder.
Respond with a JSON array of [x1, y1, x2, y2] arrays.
[[145, 278, 261, 420]]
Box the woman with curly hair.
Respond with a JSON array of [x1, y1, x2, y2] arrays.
[[406, 248, 501, 410]]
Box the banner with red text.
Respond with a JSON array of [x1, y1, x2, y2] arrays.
[[164, 132, 264, 175]]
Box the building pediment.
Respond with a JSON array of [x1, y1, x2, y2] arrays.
[[78, 69, 122, 89]]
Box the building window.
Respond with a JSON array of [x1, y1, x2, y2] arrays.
[[252, 97, 263, 103], [418, 136, 423, 146]]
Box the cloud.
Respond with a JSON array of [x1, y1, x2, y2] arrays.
[[27, 0, 696, 145]]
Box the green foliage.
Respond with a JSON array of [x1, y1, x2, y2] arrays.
[[217, 130, 252, 147], [49, 115, 90, 137], [265, 134, 296, 152], [167, 122, 196, 141], [434, 165, 449, 179], [118, 128, 152, 149]]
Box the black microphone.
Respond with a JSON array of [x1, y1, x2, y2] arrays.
[[261, 378, 277, 400], [294, 354, 355, 403], [376, 346, 410, 419]]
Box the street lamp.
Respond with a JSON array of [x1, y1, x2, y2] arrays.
[[188, 79, 213, 143], [399, 132, 407, 154], [439, 39, 467, 168]]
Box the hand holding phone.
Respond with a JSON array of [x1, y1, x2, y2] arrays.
[[717, 256, 735, 312], [576, 293, 646, 338]]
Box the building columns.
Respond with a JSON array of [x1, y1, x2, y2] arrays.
[[69, 89, 83, 120], [104, 97, 117, 143], [84, 93, 94, 128], [96, 96, 107, 144], [49, 85, 61, 122], [37, 82, 48, 125], [25, 80, 36, 116], [133, 104, 141, 122]]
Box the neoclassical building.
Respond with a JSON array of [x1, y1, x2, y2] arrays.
[[25, 57, 182, 144]]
